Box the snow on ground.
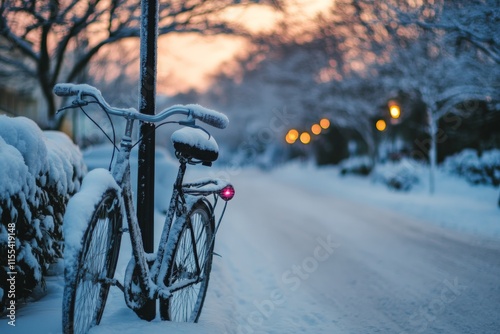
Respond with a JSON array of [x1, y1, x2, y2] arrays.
[[274, 162, 500, 240], [1, 158, 499, 333]]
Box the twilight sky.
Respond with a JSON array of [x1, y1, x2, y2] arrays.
[[155, 0, 332, 95]]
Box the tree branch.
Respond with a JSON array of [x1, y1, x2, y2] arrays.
[[436, 85, 498, 119]]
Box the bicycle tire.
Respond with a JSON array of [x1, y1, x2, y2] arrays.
[[63, 188, 122, 334], [159, 200, 214, 322]]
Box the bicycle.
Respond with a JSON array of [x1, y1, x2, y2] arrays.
[[54, 83, 235, 334]]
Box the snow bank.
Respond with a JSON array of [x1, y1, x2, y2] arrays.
[[443, 148, 500, 186], [0, 115, 86, 312], [0, 116, 48, 179], [0, 137, 31, 208], [371, 158, 421, 191]]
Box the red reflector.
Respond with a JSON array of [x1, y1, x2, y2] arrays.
[[219, 185, 235, 201]]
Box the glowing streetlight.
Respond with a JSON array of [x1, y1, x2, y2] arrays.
[[388, 101, 401, 119], [376, 119, 387, 131], [300, 132, 311, 144], [288, 129, 299, 140], [285, 129, 299, 144], [319, 118, 330, 129], [389, 105, 400, 119], [311, 124, 322, 135]]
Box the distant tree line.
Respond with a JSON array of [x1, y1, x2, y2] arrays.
[[181, 0, 499, 180]]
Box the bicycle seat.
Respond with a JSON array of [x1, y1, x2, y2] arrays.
[[171, 127, 219, 163]]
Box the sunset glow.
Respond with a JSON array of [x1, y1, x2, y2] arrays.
[[157, 0, 332, 94]]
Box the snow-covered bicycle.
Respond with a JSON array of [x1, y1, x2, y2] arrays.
[[54, 83, 235, 334]]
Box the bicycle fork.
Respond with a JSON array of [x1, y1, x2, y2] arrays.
[[122, 157, 191, 319]]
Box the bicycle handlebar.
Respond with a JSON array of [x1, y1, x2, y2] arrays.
[[53, 83, 229, 129]]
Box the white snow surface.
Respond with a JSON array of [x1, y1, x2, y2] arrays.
[[44, 131, 86, 195], [1, 160, 499, 333], [63, 168, 119, 271], [0, 116, 86, 202], [0, 136, 30, 199], [186, 104, 229, 129], [170, 104, 229, 129], [0, 115, 48, 178], [171, 127, 219, 153]]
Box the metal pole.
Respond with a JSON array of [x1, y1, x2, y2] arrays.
[[137, 0, 158, 321]]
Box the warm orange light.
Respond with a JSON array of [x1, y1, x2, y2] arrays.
[[287, 129, 299, 140], [311, 124, 322, 135], [319, 118, 330, 129], [376, 119, 387, 131], [389, 105, 401, 119], [286, 129, 299, 144], [285, 133, 296, 144], [300, 132, 311, 144]]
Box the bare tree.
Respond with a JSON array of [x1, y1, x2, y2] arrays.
[[196, 0, 499, 176], [0, 0, 283, 128], [386, 0, 500, 193], [400, 0, 500, 64], [316, 0, 497, 192]]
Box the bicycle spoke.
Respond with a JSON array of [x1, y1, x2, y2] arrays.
[[74, 213, 110, 331], [64, 187, 122, 334], [163, 202, 213, 322]]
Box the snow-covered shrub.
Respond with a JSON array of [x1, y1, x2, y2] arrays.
[[443, 149, 500, 186], [339, 156, 373, 176], [0, 116, 86, 312], [372, 159, 420, 191]]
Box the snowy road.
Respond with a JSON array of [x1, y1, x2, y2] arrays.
[[2, 168, 500, 333], [203, 169, 500, 334]]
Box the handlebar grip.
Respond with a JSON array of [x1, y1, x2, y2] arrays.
[[187, 104, 229, 129], [53, 83, 79, 97]]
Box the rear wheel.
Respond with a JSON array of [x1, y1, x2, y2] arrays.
[[160, 200, 214, 322], [63, 188, 122, 334]]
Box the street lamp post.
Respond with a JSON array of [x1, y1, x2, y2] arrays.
[[136, 0, 158, 321], [387, 100, 401, 157]]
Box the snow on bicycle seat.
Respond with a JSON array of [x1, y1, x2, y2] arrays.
[[171, 127, 219, 163]]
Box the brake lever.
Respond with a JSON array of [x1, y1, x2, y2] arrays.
[[179, 112, 195, 127], [178, 110, 213, 138], [56, 99, 89, 114], [179, 119, 195, 127], [72, 99, 89, 107], [56, 104, 78, 114]]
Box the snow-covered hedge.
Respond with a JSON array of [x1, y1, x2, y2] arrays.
[[339, 156, 373, 176], [371, 158, 420, 191], [0, 116, 86, 312], [442, 149, 500, 186]]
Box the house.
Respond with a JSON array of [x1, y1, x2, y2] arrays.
[[0, 86, 46, 125]]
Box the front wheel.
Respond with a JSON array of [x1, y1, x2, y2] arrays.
[[160, 200, 214, 322], [62, 183, 122, 334]]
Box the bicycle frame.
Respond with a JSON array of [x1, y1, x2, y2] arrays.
[[110, 117, 155, 302], [55, 83, 233, 329], [108, 116, 229, 311]]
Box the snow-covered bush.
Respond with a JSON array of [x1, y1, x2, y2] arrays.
[[0, 116, 86, 312], [443, 149, 500, 186], [371, 159, 420, 191], [339, 156, 373, 176]]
